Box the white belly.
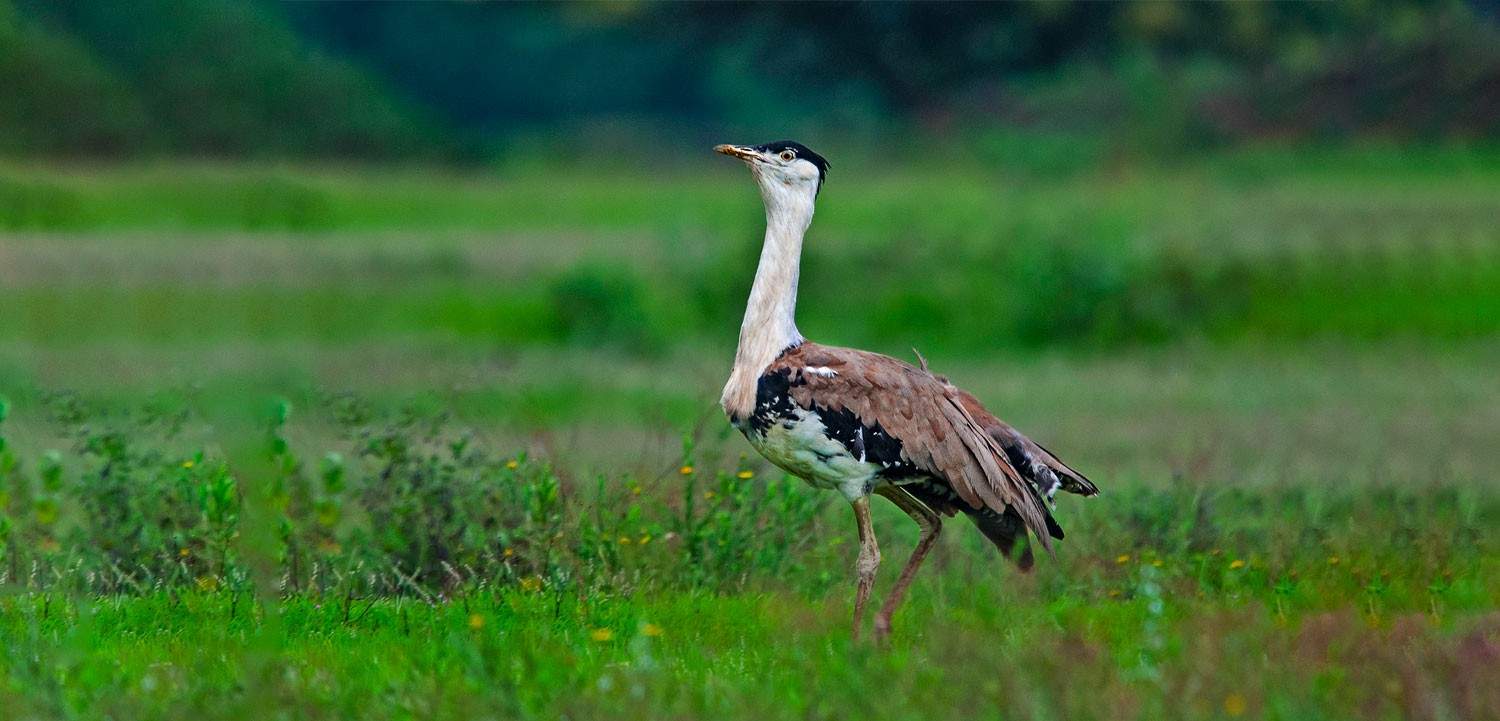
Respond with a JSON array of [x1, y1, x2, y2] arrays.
[[745, 408, 881, 502]]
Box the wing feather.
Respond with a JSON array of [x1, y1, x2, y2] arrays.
[[940, 394, 1053, 552]]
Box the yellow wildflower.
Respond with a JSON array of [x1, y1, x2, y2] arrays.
[[179, 547, 191, 558], [642, 623, 663, 637], [520, 576, 543, 592], [679, 465, 694, 475], [503, 548, 515, 558], [468, 614, 485, 630], [736, 470, 753, 479], [618, 535, 632, 545], [181, 459, 195, 469], [1230, 559, 1246, 570], [505, 459, 519, 470], [1223, 693, 1247, 717], [1152, 559, 1164, 568], [1115, 554, 1131, 565], [631, 486, 641, 495], [638, 534, 651, 545], [590, 628, 614, 642]]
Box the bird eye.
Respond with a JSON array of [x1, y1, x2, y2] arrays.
[[779, 150, 796, 162]]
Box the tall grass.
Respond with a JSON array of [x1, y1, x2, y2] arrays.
[[0, 393, 1495, 720], [0, 397, 837, 596], [1, 395, 1492, 611]]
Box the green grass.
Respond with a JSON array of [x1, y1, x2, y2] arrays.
[[0, 436, 1494, 720], [0, 148, 1497, 719], [0, 343, 1495, 719], [4, 578, 1496, 721], [0, 400, 1494, 720]]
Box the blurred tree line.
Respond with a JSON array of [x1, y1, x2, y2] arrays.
[[1, 0, 1496, 162]]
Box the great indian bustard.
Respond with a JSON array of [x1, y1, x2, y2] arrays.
[[715, 141, 1099, 640]]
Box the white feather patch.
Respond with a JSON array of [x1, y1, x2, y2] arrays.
[[747, 408, 879, 502]]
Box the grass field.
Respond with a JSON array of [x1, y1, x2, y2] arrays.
[[0, 147, 1497, 719]]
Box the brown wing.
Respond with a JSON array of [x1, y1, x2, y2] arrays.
[[770, 342, 1055, 552]]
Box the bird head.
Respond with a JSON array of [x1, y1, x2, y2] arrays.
[[715, 141, 830, 200]]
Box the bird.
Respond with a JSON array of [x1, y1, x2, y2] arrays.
[[714, 140, 1099, 640]]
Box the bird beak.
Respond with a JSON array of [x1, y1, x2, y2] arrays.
[[714, 144, 759, 162]]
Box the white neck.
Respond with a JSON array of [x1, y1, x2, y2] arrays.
[[721, 176, 816, 420]]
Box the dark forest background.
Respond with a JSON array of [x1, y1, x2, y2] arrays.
[[4, 0, 1499, 162]]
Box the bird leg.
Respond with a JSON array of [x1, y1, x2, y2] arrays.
[[850, 496, 880, 641], [872, 486, 942, 640]]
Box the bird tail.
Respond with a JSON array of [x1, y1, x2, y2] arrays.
[[1024, 439, 1099, 498], [1004, 437, 1098, 500], [946, 388, 1100, 500]]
